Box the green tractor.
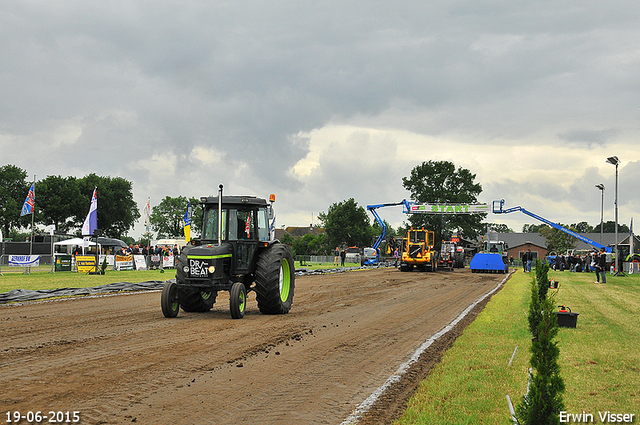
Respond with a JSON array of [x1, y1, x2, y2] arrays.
[[161, 185, 295, 319]]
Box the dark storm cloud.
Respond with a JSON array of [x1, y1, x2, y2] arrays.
[[1, 0, 639, 235]]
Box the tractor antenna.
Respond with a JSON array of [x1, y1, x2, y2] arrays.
[[218, 184, 223, 246]]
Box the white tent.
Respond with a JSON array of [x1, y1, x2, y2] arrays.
[[54, 238, 95, 246], [54, 238, 99, 255]]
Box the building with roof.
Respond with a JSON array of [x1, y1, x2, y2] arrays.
[[275, 225, 324, 240]]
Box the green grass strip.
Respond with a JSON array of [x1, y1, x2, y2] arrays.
[[0, 267, 170, 293], [394, 270, 640, 424]]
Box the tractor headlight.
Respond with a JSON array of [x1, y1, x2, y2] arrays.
[[183, 266, 189, 273], [208, 265, 216, 274]]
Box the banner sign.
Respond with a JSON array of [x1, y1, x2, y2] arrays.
[[9, 255, 40, 267], [55, 255, 72, 272], [162, 255, 175, 269], [115, 254, 134, 271], [133, 255, 148, 271], [409, 203, 489, 214], [100, 254, 114, 267], [76, 255, 97, 273], [149, 254, 161, 269]]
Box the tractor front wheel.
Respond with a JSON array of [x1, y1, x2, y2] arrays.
[[230, 282, 247, 319], [161, 281, 180, 318]]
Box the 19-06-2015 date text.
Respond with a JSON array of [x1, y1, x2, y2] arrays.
[[5, 411, 80, 424]]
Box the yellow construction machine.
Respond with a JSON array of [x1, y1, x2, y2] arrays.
[[399, 227, 437, 272]]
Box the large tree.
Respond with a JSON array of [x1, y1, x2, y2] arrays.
[[570, 221, 594, 233], [37, 175, 81, 233], [0, 164, 31, 237], [539, 224, 577, 253], [489, 223, 514, 233], [291, 233, 329, 256], [318, 198, 372, 249], [523, 223, 546, 233], [599, 220, 629, 234], [402, 160, 485, 243], [149, 195, 201, 239], [74, 174, 140, 239]]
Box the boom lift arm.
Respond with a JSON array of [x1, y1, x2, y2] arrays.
[[492, 199, 611, 253], [366, 200, 411, 250]]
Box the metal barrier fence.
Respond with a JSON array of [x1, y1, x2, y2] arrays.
[[0, 254, 53, 266], [296, 255, 336, 265], [295, 254, 364, 265], [0, 254, 54, 274], [0, 254, 175, 274]]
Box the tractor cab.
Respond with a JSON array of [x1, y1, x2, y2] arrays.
[[199, 195, 273, 276]]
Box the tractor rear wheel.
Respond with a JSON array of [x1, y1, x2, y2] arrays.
[[161, 281, 179, 318], [255, 243, 295, 314], [230, 282, 247, 319]]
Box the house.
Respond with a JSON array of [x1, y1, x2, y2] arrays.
[[482, 233, 548, 263], [274, 226, 325, 240]]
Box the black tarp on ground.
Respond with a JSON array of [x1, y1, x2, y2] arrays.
[[0, 264, 394, 304], [0, 280, 167, 304]]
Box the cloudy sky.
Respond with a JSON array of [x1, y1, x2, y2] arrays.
[[2, 0, 639, 238]]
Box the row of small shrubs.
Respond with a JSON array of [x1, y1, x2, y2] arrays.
[[516, 260, 565, 424]]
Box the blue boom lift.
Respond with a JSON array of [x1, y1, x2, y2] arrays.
[[364, 200, 411, 265], [492, 199, 612, 253]]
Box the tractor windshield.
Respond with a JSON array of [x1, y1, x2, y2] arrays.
[[442, 242, 455, 253], [202, 208, 227, 241], [410, 231, 426, 243], [487, 242, 505, 252]]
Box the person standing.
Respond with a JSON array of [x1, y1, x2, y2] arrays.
[[334, 247, 340, 266], [522, 250, 529, 273], [598, 248, 607, 284], [394, 248, 399, 268], [340, 249, 346, 267], [526, 249, 533, 273]]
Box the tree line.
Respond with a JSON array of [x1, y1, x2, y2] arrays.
[[0, 164, 139, 240], [288, 160, 488, 257], [7, 158, 616, 254], [147, 160, 488, 256]]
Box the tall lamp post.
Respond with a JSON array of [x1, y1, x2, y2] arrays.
[[606, 156, 624, 276], [595, 184, 605, 244]]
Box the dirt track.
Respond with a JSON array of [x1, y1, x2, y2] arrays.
[[1, 268, 505, 424]]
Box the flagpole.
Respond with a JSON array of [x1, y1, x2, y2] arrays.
[[31, 176, 35, 253], [50, 225, 55, 274], [26, 176, 35, 275], [0, 229, 4, 276]]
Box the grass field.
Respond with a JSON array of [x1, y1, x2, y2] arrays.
[[394, 269, 640, 424], [0, 261, 360, 294], [0, 267, 169, 293]]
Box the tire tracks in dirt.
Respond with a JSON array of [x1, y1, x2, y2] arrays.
[[1, 268, 506, 424]]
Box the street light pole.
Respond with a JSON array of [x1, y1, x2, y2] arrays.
[[595, 184, 605, 244], [606, 156, 625, 276]]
